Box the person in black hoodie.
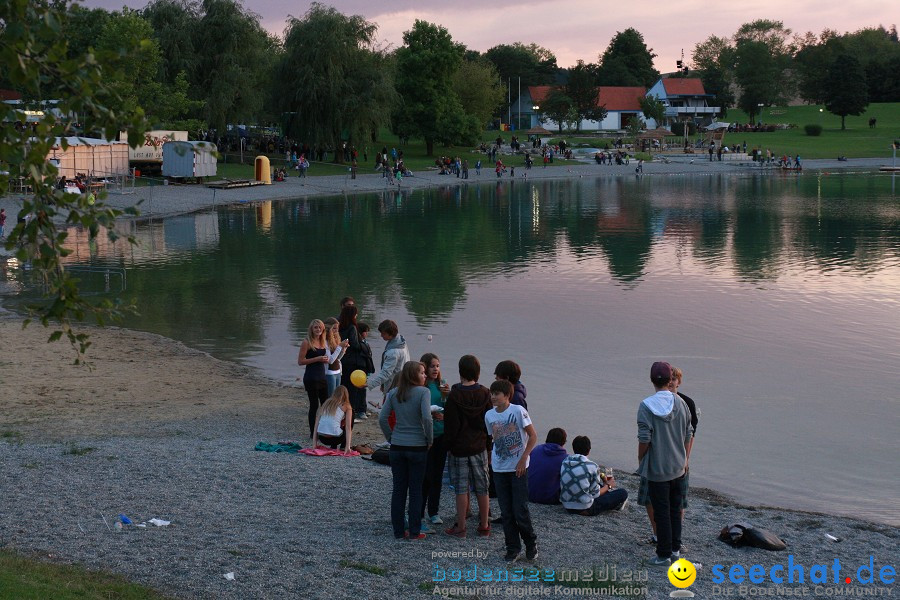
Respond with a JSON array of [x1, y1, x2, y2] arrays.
[[442, 355, 493, 538]]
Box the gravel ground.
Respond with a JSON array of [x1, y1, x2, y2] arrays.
[[2, 414, 896, 600]]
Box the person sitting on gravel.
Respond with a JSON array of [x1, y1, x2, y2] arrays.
[[527, 428, 568, 504], [560, 435, 628, 515], [312, 386, 353, 454]]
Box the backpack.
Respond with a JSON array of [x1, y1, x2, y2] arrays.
[[718, 523, 787, 551]]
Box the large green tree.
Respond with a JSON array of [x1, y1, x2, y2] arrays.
[[452, 59, 505, 129], [142, 0, 199, 86], [394, 20, 465, 155], [565, 60, 605, 130], [596, 28, 659, 87], [0, 0, 148, 358], [732, 20, 795, 105], [193, 0, 276, 131], [540, 89, 574, 132], [483, 42, 558, 88], [275, 4, 396, 159], [824, 54, 869, 129], [691, 35, 735, 117], [733, 39, 783, 123]]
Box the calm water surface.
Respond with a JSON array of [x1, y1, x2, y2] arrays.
[[5, 172, 899, 525]]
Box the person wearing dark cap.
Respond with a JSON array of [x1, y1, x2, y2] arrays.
[[637, 361, 693, 567]]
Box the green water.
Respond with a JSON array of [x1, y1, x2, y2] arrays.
[[3, 172, 899, 524]]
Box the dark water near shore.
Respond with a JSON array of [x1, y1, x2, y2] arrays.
[[4, 172, 900, 525]]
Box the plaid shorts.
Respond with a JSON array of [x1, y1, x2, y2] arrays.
[[637, 473, 689, 508], [448, 450, 489, 495]]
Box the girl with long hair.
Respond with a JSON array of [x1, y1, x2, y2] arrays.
[[378, 361, 434, 539], [312, 385, 353, 454], [298, 319, 329, 437], [338, 305, 370, 419], [323, 317, 349, 397], [420, 353, 451, 529]]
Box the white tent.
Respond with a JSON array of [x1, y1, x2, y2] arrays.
[[704, 121, 731, 130], [48, 137, 130, 178]]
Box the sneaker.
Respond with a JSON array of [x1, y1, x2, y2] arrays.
[[420, 520, 433, 534], [504, 549, 521, 562], [525, 546, 539, 561], [649, 555, 671, 567], [616, 499, 629, 512], [429, 514, 444, 525], [408, 533, 426, 540], [646, 534, 658, 545], [360, 413, 369, 420], [353, 418, 363, 424], [671, 550, 680, 559]]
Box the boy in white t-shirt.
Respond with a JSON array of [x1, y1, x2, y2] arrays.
[[485, 380, 538, 562]]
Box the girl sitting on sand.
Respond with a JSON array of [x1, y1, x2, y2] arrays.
[[312, 386, 353, 453]]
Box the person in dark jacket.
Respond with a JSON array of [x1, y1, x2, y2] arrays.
[[493, 360, 528, 409], [527, 428, 568, 504], [442, 355, 492, 538], [338, 305, 368, 418]]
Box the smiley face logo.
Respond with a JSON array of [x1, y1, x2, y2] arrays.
[[668, 558, 697, 588]]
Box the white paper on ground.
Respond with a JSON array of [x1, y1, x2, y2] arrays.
[[224, 572, 235, 581], [148, 518, 171, 527]]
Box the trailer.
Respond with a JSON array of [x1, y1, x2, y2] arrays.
[[161, 141, 217, 181], [120, 130, 188, 173]]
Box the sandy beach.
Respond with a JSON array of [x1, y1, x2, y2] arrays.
[[1, 158, 898, 598], [0, 318, 897, 599]]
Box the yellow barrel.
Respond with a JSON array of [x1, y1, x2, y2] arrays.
[[254, 156, 271, 184]]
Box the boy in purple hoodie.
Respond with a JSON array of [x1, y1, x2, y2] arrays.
[[527, 428, 567, 504], [493, 360, 527, 409]]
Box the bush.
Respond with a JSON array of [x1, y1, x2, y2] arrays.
[[804, 124, 823, 136]]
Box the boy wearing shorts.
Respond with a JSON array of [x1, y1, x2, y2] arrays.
[[442, 355, 492, 538], [486, 380, 538, 562]]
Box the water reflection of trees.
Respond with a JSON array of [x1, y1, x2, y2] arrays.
[[62, 173, 900, 354]]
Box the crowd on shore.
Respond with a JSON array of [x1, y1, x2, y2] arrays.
[[299, 296, 700, 566]]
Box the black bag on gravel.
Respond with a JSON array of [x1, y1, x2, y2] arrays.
[[371, 447, 391, 465], [719, 522, 787, 551]]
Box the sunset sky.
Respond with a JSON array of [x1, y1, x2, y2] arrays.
[[81, 0, 897, 71]]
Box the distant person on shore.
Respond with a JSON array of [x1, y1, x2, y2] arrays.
[[493, 360, 527, 409], [419, 352, 451, 531], [312, 385, 353, 453], [637, 362, 693, 567], [366, 320, 410, 408], [560, 435, 628, 514], [442, 355, 493, 538], [298, 319, 330, 437], [486, 379, 538, 562], [0, 208, 6, 238], [379, 361, 433, 540], [527, 428, 568, 504]]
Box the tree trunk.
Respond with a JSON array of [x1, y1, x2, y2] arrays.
[[841, 115, 846, 130], [425, 137, 434, 157]]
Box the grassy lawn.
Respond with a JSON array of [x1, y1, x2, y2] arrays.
[[0, 549, 170, 599]]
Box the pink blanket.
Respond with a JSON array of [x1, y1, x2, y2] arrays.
[[299, 446, 360, 457]]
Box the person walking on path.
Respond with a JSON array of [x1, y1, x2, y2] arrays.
[[637, 361, 692, 567]]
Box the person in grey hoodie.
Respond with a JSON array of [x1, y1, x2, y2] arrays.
[[366, 320, 410, 406], [637, 361, 693, 566]]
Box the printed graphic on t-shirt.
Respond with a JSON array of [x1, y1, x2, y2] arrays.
[[491, 415, 523, 460]]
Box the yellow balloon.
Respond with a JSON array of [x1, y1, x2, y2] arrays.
[[350, 369, 367, 388]]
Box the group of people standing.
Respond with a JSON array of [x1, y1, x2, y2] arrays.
[[298, 305, 699, 567]]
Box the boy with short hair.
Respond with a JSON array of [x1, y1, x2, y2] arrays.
[[442, 355, 493, 538], [486, 380, 538, 562], [560, 436, 628, 515]]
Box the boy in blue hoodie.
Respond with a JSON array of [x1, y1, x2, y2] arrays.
[[527, 428, 568, 504]]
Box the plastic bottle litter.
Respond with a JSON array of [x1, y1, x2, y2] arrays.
[[825, 533, 841, 542], [119, 514, 133, 525], [223, 572, 235, 581], [148, 518, 171, 527]]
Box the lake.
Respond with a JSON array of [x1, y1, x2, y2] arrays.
[[5, 172, 899, 526]]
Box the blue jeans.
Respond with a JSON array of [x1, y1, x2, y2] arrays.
[[390, 446, 428, 537], [326, 373, 340, 398], [648, 476, 685, 559], [567, 488, 629, 515], [493, 471, 536, 552]]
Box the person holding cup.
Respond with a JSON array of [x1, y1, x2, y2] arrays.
[[419, 353, 451, 530], [559, 436, 628, 515]]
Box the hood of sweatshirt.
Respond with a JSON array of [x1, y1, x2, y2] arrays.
[[514, 382, 527, 399], [385, 334, 407, 354], [642, 390, 676, 418], [535, 443, 567, 459]]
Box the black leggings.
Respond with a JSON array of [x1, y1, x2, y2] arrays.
[[305, 379, 328, 437], [421, 434, 447, 519], [317, 431, 346, 449]]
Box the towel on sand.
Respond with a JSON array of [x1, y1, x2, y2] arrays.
[[254, 442, 304, 453], [300, 446, 360, 457]]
